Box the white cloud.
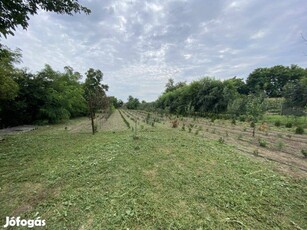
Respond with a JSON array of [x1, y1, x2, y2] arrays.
[[250, 30, 266, 39], [2, 0, 307, 101]]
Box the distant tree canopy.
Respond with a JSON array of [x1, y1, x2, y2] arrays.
[[152, 64, 307, 118], [0, 0, 91, 37], [126, 96, 140, 110], [156, 77, 241, 116], [282, 77, 307, 115], [164, 78, 186, 93], [109, 96, 123, 109], [246, 65, 306, 97]]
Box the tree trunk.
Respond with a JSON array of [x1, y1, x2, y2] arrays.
[[90, 110, 95, 135], [89, 101, 95, 135]]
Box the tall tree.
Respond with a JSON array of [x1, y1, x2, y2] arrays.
[[0, 45, 21, 100], [84, 68, 108, 135], [126, 96, 140, 110], [282, 77, 307, 115], [246, 65, 306, 97], [0, 0, 91, 37]]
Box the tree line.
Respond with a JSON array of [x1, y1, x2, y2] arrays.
[[0, 45, 114, 132], [131, 64, 307, 120]]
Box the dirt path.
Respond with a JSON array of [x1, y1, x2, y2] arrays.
[[0, 125, 37, 136], [100, 110, 128, 132]]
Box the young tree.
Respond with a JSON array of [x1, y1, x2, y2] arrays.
[[0, 0, 91, 37], [84, 68, 108, 135], [246, 94, 267, 137]]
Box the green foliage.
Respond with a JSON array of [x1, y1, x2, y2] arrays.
[[301, 149, 307, 157], [295, 127, 304, 135], [285, 122, 292, 128], [126, 95, 140, 110], [276, 141, 284, 151], [0, 65, 88, 127], [258, 139, 267, 147], [282, 76, 307, 115], [0, 0, 91, 37], [246, 65, 306, 97], [0, 45, 21, 100], [274, 120, 281, 127], [246, 93, 267, 123], [109, 96, 123, 108]]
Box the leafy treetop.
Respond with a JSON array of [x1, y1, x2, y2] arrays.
[[0, 0, 91, 37]]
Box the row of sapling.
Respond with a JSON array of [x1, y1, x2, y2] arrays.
[[228, 93, 267, 137], [119, 110, 130, 128]]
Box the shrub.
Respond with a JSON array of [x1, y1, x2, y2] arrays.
[[231, 119, 236, 125], [239, 115, 246, 122], [258, 139, 267, 147], [274, 120, 281, 127], [253, 149, 259, 156], [301, 149, 307, 158], [285, 122, 292, 128], [276, 141, 284, 151], [250, 122, 255, 128], [295, 127, 304, 134], [218, 137, 225, 144], [181, 124, 186, 131]]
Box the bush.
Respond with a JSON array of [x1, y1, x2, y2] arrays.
[[295, 127, 304, 134], [285, 122, 292, 128], [231, 119, 236, 125], [250, 122, 255, 128], [239, 115, 246, 122], [274, 120, 281, 127], [302, 149, 307, 158], [258, 139, 267, 147], [276, 141, 284, 151], [218, 137, 225, 144], [253, 149, 259, 156]]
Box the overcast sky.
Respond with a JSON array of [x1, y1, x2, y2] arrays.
[[2, 0, 307, 101]]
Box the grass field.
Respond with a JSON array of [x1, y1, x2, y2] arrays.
[[0, 110, 306, 229]]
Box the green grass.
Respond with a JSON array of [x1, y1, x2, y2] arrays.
[[263, 114, 307, 128], [0, 121, 306, 229]]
